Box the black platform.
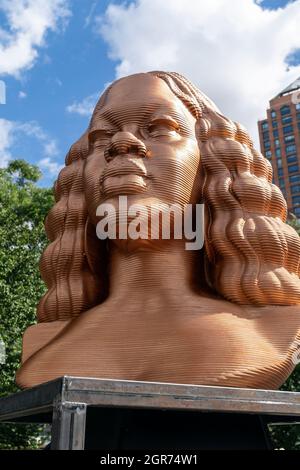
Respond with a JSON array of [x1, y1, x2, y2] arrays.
[[0, 376, 300, 449]]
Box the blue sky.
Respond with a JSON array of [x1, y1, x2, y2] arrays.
[[0, 0, 300, 186]]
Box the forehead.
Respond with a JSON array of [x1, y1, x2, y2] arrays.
[[90, 74, 195, 129]]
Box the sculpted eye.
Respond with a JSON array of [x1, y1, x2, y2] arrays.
[[90, 129, 114, 148], [148, 117, 180, 136]]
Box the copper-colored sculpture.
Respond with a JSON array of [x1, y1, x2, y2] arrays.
[[16, 72, 300, 390]]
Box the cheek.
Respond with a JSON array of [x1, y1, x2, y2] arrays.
[[148, 139, 201, 204], [176, 138, 200, 165]]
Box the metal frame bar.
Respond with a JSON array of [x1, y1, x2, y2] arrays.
[[1, 376, 300, 449], [63, 377, 300, 417], [0, 377, 64, 421], [51, 400, 87, 450]]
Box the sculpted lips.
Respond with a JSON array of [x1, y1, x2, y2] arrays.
[[100, 156, 150, 195]]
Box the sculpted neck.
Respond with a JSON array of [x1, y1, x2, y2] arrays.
[[107, 240, 199, 302]]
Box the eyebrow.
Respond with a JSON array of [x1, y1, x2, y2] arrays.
[[90, 117, 115, 129], [149, 113, 179, 122], [92, 102, 178, 123], [89, 102, 194, 136]]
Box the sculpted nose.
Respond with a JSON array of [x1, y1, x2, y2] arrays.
[[105, 131, 147, 162]]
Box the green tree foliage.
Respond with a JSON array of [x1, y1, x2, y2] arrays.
[[0, 160, 54, 449]]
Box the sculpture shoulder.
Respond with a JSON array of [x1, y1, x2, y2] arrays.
[[187, 293, 300, 320]]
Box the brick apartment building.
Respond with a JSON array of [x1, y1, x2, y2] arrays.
[[258, 77, 300, 217]]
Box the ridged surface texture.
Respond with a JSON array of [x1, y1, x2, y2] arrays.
[[16, 72, 300, 390]]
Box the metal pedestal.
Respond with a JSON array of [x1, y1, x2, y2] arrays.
[[0, 376, 300, 449]]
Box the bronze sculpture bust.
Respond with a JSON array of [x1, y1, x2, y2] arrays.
[[16, 71, 300, 390]]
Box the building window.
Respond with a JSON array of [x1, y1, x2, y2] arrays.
[[264, 140, 271, 149], [280, 105, 291, 116], [283, 125, 294, 135], [296, 103, 300, 110], [287, 154, 297, 164], [288, 164, 299, 174], [296, 112, 300, 120], [284, 134, 295, 143], [278, 168, 284, 176], [272, 120, 278, 128], [286, 144, 297, 154], [289, 174, 300, 183], [273, 129, 279, 138], [279, 177, 285, 188], [271, 110, 276, 118], [275, 148, 281, 157], [292, 195, 300, 205], [291, 185, 300, 194], [263, 130, 269, 140], [275, 139, 280, 147], [261, 121, 269, 130], [282, 116, 292, 125], [293, 207, 300, 217], [277, 158, 282, 169], [265, 150, 272, 158]]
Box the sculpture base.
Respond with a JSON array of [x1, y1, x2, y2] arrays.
[[85, 407, 272, 450], [1, 376, 300, 450]]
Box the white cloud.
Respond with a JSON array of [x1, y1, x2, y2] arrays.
[[0, 118, 15, 166], [84, 1, 98, 28], [18, 91, 27, 99], [16, 120, 59, 159], [66, 82, 111, 117], [16, 121, 46, 139], [98, 0, 300, 146], [39, 157, 63, 175], [0, 79, 6, 103], [66, 91, 101, 117], [0, 0, 71, 77], [43, 140, 59, 157], [0, 118, 61, 178]]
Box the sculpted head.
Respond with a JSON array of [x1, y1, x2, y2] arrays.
[[38, 71, 300, 322]]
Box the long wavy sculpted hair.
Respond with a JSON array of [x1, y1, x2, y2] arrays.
[[37, 71, 300, 322]]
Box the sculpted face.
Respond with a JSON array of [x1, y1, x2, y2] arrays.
[[84, 74, 202, 234]]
